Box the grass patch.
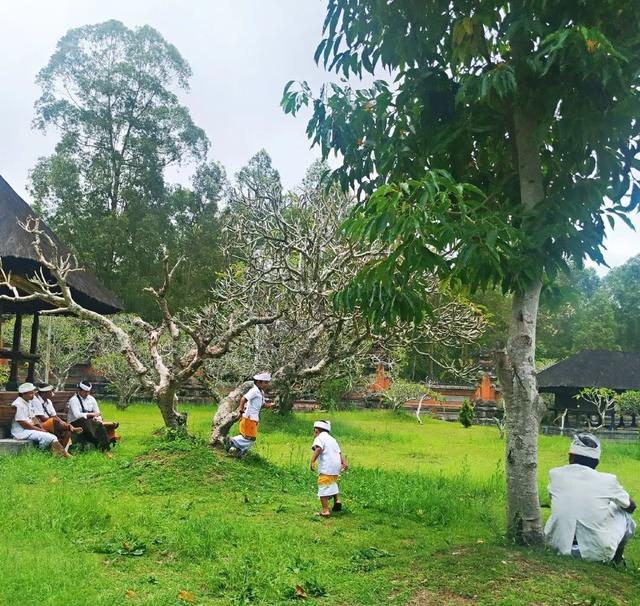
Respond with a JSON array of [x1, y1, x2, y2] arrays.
[[0, 403, 638, 605]]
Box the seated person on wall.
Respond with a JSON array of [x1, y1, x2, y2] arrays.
[[67, 381, 119, 455], [545, 433, 636, 564], [32, 383, 82, 448], [11, 382, 70, 458]]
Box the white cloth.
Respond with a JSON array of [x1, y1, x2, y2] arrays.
[[15, 429, 58, 448], [253, 372, 271, 382], [318, 481, 339, 498], [545, 464, 635, 562], [312, 431, 342, 476], [242, 385, 265, 421], [67, 393, 101, 423], [11, 397, 57, 446], [230, 435, 255, 453], [11, 396, 37, 439], [32, 395, 56, 418]]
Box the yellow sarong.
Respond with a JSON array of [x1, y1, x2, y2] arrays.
[[317, 474, 339, 486], [239, 417, 258, 440]]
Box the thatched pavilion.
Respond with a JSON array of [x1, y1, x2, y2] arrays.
[[0, 175, 122, 389], [538, 350, 640, 427]]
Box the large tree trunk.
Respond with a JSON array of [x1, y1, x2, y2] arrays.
[[156, 387, 187, 430], [209, 381, 254, 448], [499, 105, 547, 544], [499, 285, 546, 545]]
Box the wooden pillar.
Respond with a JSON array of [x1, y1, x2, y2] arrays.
[[27, 312, 39, 383], [7, 313, 23, 390]]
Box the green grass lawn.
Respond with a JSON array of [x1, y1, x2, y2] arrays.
[[0, 403, 638, 606]]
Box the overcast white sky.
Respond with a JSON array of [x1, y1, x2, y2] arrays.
[[1, 0, 638, 274]]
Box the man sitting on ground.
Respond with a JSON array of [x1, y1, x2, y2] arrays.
[[545, 433, 636, 564], [11, 382, 69, 457], [32, 383, 82, 449], [67, 381, 118, 456]]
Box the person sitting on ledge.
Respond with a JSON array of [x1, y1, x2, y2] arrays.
[[545, 433, 636, 564], [32, 383, 82, 449], [67, 381, 118, 457], [11, 382, 69, 457]]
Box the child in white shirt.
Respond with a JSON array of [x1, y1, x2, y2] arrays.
[[310, 420, 348, 517]]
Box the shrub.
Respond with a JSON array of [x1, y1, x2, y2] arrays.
[[459, 399, 474, 428], [382, 378, 429, 410], [318, 378, 351, 410], [0, 363, 8, 389]]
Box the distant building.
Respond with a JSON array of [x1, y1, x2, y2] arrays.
[[537, 350, 640, 427], [0, 175, 121, 388]]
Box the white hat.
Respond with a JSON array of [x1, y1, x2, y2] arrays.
[[253, 372, 272, 382], [78, 381, 92, 391], [18, 382, 36, 394], [314, 420, 331, 432], [569, 433, 601, 460], [38, 384, 54, 393]]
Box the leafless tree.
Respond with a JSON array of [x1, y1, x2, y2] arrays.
[[207, 161, 486, 446], [0, 217, 277, 430]]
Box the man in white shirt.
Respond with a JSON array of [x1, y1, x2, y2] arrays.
[[67, 381, 117, 455], [32, 384, 82, 448], [310, 420, 348, 517], [545, 433, 636, 564], [11, 382, 69, 457], [226, 372, 274, 457]]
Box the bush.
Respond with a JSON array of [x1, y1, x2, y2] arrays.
[[459, 399, 474, 428], [0, 363, 8, 389], [382, 378, 429, 410], [318, 378, 350, 410]]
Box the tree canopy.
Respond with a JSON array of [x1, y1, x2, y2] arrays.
[[30, 20, 220, 318], [283, 0, 640, 545]]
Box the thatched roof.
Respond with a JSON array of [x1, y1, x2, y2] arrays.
[[537, 350, 640, 392], [0, 175, 122, 315]]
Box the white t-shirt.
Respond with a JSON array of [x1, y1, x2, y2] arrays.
[[11, 396, 37, 440], [32, 395, 56, 418], [312, 431, 342, 476], [545, 463, 632, 562], [242, 385, 265, 421], [67, 394, 101, 423]]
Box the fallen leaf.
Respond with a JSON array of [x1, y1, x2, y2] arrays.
[[124, 589, 135, 599], [177, 590, 195, 603], [476, 539, 484, 544], [295, 585, 308, 600]]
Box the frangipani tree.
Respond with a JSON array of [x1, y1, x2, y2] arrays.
[[0, 218, 278, 429], [283, 1, 640, 543], [208, 158, 485, 446]]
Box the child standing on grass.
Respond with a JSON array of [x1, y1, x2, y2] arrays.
[[310, 420, 348, 517]]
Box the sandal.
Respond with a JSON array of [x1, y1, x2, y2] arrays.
[[332, 502, 342, 512], [314, 511, 331, 517]]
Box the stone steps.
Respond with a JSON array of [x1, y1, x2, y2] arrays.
[[0, 439, 33, 456]]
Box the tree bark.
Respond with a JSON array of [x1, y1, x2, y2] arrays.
[[499, 105, 547, 545], [156, 387, 187, 430], [500, 284, 546, 545], [209, 381, 254, 447]]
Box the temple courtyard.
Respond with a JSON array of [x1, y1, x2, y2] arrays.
[[0, 404, 638, 606]]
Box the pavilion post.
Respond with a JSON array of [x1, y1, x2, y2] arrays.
[[7, 313, 23, 390], [26, 312, 39, 383]]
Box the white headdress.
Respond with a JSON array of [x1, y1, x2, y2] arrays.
[[78, 381, 92, 391], [18, 382, 36, 394], [253, 372, 272, 382], [569, 433, 601, 460], [314, 420, 331, 432]]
